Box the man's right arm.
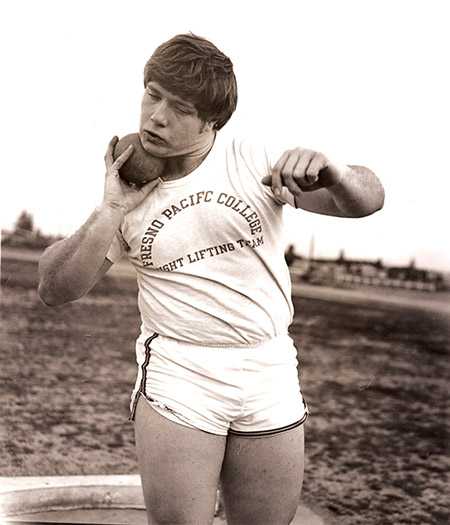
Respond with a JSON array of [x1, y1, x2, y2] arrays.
[[38, 204, 123, 306], [38, 136, 159, 306]]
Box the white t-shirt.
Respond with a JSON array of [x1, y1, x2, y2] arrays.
[[107, 132, 295, 346]]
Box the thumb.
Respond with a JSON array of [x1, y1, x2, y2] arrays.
[[137, 178, 160, 197], [261, 175, 272, 186]]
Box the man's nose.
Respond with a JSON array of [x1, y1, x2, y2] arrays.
[[150, 101, 169, 127]]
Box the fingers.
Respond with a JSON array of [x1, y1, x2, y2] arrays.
[[104, 136, 134, 173], [286, 149, 314, 194], [269, 148, 330, 196], [139, 178, 160, 195], [306, 153, 327, 182], [124, 177, 160, 195], [104, 136, 118, 169], [261, 175, 272, 186], [122, 178, 160, 213], [114, 144, 134, 171], [271, 151, 289, 197], [296, 150, 317, 185]]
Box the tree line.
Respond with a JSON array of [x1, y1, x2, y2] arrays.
[[1, 210, 63, 250]]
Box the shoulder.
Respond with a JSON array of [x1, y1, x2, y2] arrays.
[[217, 128, 293, 206], [217, 128, 280, 174]]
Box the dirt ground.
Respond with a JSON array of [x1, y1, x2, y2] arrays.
[[1, 253, 449, 524]]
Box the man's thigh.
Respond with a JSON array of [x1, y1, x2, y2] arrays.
[[134, 396, 227, 525], [220, 425, 305, 525]]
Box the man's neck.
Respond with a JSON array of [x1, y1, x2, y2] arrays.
[[162, 133, 216, 181]]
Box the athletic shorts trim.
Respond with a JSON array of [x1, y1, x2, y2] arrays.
[[227, 411, 308, 437], [129, 332, 159, 421]]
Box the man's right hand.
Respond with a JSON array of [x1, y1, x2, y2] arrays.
[[103, 136, 159, 214]]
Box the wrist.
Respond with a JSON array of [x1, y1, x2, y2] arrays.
[[97, 202, 126, 223]]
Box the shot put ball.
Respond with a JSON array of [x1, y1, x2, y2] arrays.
[[114, 133, 166, 185]]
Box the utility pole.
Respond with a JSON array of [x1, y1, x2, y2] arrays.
[[307, 235, 315, 272]]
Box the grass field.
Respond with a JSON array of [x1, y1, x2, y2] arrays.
[[1, 252, 449, 524]]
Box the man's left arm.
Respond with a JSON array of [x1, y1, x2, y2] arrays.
[[261, 148, 385, 218]]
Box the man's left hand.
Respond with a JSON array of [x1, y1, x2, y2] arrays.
[[261, 148, 346, 197]]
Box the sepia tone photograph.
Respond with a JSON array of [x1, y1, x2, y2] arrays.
[[1, 1, 449, 524]]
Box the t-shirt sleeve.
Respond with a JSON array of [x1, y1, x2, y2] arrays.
[[238, 137, 296, 207], [106, 229, 128, 263]]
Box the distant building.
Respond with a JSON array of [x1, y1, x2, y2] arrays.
[[287, 248, 446, 292]]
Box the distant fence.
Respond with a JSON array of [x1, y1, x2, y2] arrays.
[[335, 274, 437, 291], [289, 267, 439, 292]]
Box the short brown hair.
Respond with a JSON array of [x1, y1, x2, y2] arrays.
[[144, 33, 238, 130]]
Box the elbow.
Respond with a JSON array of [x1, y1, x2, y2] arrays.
[[38, 281, 65, 307], [372, 177, 386, 213], [347, 167, 385, 217], [373, 179, 385, 209], [369, 185, 385, 215], [38, 252, 84, 306], [353, 185, 385, 218], [37, 279, 81, 307], [378, 186, 386, 211]]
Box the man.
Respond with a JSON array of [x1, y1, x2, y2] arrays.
[[38, 33, 384, 525]]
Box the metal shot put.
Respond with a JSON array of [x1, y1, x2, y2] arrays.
[[114, 133, 166, 186]]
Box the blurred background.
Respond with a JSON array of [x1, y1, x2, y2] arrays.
[[1, 1, 449, 524]]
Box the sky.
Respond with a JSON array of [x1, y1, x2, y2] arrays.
[[1, 0, 449, 271]]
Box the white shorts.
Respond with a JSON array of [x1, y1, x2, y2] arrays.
[[129, 333, 308, 437]]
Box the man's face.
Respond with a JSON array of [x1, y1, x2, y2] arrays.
[[139, 81, 213, 158]]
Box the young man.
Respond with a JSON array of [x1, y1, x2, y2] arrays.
[[38, 33, 384, 525]]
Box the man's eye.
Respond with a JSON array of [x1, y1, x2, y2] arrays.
[[146, 89, 160, 100], [175, 106, 193, 115]]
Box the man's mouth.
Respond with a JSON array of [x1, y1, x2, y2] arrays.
[[143, 130, 166, 146]]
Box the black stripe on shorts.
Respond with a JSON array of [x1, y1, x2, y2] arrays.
[[129, 332, 159, 421]]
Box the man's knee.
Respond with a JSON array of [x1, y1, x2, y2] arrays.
[[146, 505, 208, 525], [223, 497, 299, 525]]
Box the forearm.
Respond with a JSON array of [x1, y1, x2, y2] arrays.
[[327, 165, 385, 217], [38, 204, 124, 305]]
